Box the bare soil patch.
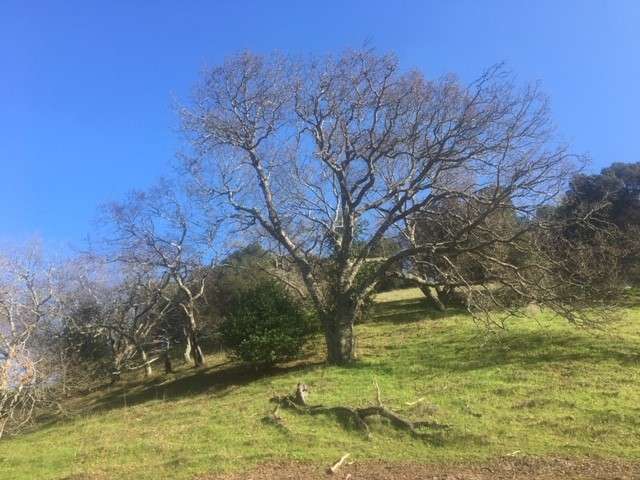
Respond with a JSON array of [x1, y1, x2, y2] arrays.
[[201, 457, 640, 480]]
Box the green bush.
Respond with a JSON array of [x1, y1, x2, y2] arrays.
[[219, 281, 312, 367]]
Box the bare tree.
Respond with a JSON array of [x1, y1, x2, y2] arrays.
[[61, 256, 171, 380], [100, 268, 169, 378], [181, 49, 592, 364], [101, 180, 216, 367], [0, 245, 55, 438]]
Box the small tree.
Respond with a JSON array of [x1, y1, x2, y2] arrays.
[[219, 281, 311, 367]]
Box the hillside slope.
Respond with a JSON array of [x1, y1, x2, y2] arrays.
[[1, 289, 639, 479]]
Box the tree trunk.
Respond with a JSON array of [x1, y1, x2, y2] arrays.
[[111, 352, 123, 384], [183, 328, 193, 364], [185, 312, 206, 368], [418, 285, 446, 311], [0, 418, 7, 441], [191, 332, 206, 367], [140, 349, 153, 377], [164, 352, 173, 374], [323, 300, 357, 364], [437, 285, 457, 306]]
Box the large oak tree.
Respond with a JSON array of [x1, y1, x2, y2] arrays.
[[181, 49, 598, 364]]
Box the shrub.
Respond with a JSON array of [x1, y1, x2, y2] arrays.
[[219, 281, 312, 367]]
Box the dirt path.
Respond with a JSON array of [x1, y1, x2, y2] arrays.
[[202, 457, 640, 480]]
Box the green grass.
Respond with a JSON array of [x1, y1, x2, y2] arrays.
[[1, 288, 639, 479]]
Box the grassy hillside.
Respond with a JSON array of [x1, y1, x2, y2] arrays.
[[1, 288, 639, 479]]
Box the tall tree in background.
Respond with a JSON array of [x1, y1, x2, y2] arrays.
[[553, 162, 640, 285], [181, 49, 603, 364]]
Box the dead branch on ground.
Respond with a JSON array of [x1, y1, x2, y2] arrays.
[[270, 382, 450, 440]]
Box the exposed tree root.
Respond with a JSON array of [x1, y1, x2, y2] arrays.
[[270, 382, 450, 440]]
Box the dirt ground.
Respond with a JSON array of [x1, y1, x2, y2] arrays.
[[201, 457, 640, 480]]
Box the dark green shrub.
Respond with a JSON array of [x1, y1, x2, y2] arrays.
[[219, 281, 312, 367]]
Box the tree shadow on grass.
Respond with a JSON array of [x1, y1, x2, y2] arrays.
[[29, 355, 326, 436], [88, 357, 325, 413], [339, 319, 639, 378], [366, 292, 639, 372], [367, 297, 465, 324], [417, 329, 640, 373]]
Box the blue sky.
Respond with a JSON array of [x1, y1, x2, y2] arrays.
[[2, 0, 639, 247]]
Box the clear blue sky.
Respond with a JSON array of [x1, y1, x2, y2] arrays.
[[2, 0, 639, 247]]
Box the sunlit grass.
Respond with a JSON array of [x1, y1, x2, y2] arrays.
[[1, 289, 639, 479]]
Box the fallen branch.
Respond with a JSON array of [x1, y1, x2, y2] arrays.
[[262, 403, 288, 432], [271, 382, 450, 440], [405, 397, 425, 407], [122, 356, 160, 371], [327, 452, 350, 474]]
